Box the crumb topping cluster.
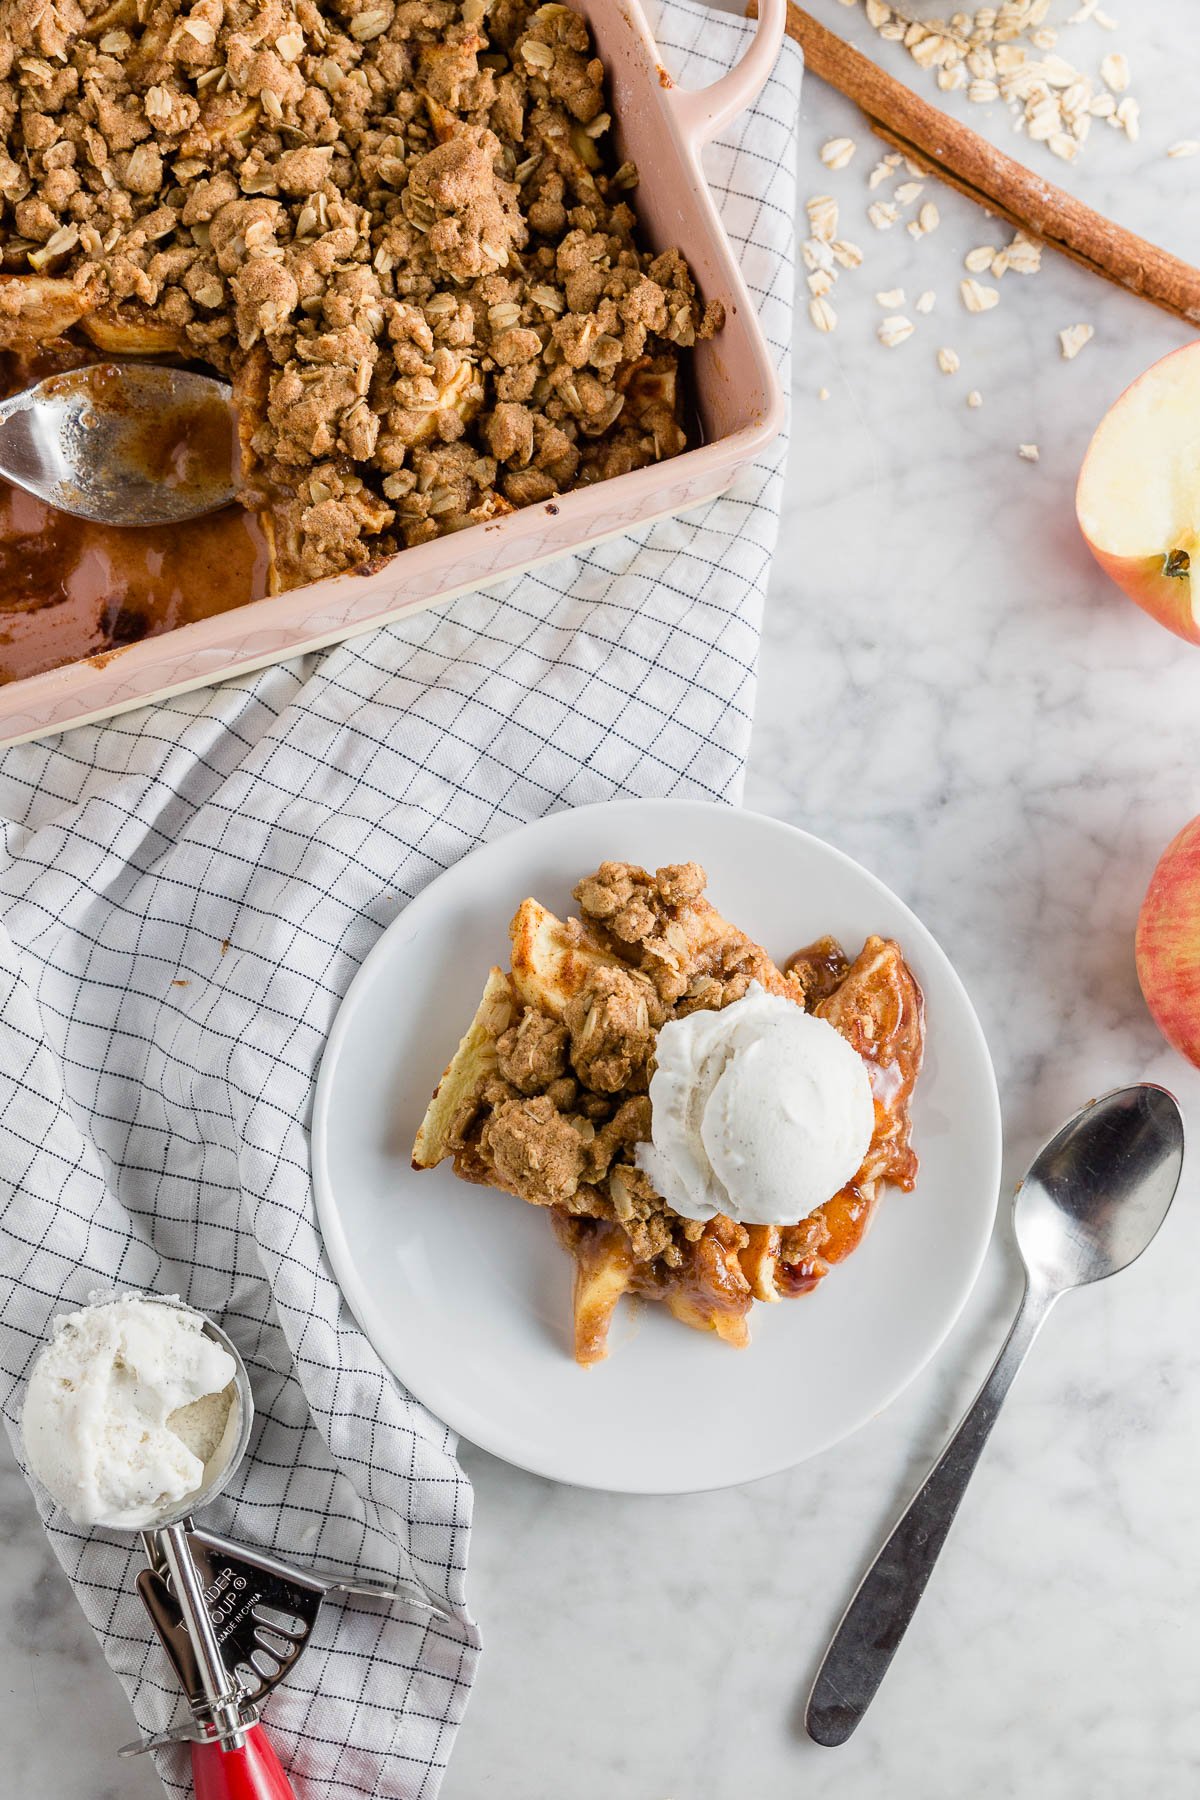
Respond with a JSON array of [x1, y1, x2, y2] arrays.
[[449, 860, 813, 1268]]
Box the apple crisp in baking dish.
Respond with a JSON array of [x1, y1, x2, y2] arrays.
[[0, 0, 722, 676]]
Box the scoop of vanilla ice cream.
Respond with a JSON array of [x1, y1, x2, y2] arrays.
[[635, 982, 875, 1225], [21, 1294, 237, 1530]]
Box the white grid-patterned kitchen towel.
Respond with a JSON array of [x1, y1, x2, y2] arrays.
[[0, 7, 801, 1795]]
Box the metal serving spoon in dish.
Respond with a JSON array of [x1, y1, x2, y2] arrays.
[[806, 1083, 1185, 1746], [0, 361, 239, 526]]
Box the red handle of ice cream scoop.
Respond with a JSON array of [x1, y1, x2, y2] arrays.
[[191, 1724, 298, 1800]]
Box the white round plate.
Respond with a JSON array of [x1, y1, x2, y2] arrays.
[[312, 800, 1001, 1494]]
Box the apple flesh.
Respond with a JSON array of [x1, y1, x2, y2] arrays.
[[1136, 814, 1200, 1066], [1076, 342, 1200, 645]]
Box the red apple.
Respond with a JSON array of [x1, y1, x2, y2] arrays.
[[1136, 814, 1200, 1065], [1076, 342, 1200, 645]]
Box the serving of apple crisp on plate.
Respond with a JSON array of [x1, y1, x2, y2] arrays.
[[413, 859, 925, 1365], [312, 800, 1001, 1492], [0, 0, 720, 676]]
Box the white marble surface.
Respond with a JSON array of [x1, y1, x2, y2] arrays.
[[6, 2, 1200, 1793]]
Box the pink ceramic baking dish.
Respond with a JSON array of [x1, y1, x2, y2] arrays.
[[0, 0, 788, 745]]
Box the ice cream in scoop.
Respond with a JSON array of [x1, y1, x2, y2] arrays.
[[21, 1293, 237, 1529], [635, 982, 875, 1226]]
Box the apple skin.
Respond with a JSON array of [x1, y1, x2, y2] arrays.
[[1081, 543, 1199, 646], [1076, 341, 1200, 646], [1136, 814, 1200, 1066]]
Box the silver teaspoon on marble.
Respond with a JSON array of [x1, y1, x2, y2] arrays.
[[0, 362, 238, 526], [806, 1082, 1185, 1747]]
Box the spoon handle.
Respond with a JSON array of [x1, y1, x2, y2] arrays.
[[806, 1280, 1057, 1746]]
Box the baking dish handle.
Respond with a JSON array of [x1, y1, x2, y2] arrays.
[[664, 0, 788, 147]]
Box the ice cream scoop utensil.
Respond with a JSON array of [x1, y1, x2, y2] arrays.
[[109, 1310, 408, 1800], [806, 1084, 1184, 1747], [119, 1314, 294, 1796], [118, 1312, 431, 1799], [132, 1525, 426, 1721]]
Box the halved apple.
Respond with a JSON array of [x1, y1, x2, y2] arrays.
[[1135, 813, 1200, 1066], [1076, 342, 1200, 645]]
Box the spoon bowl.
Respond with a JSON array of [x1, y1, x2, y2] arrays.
[[0, 361, 239, 526], [140, 1308, 255, 1532], [807, 1082, 1185, 1747], [1014, 1084, 1184, 1291]]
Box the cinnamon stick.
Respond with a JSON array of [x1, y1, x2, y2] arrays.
[[763, 2, 1200, 326]]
